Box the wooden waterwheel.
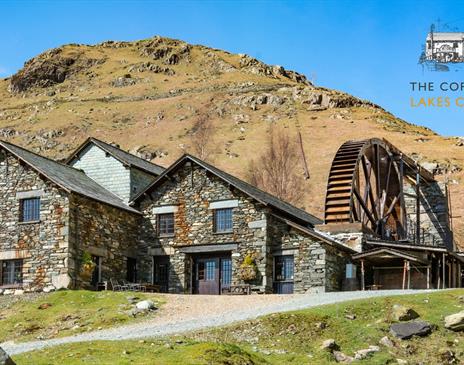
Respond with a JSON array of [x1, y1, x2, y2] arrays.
[[324, 139, 405, 240]]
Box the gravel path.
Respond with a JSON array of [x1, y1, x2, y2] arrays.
[[2, 289, 434, 356]]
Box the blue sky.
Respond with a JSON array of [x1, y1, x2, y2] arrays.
[[1, 0, 464, 135]]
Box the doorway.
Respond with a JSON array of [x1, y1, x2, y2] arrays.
[[153, 256, 170, 293], [193, 255, 232, 295], [273, 255, 294, 294]]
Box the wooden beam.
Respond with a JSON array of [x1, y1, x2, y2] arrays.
[[416, 166, 421, 244], [361, 259, 365, 291], [443, 253, 447, 289], [427, 265, 430, 289], [353, 188, 377, 228], [407, 261, 411, 289], [402, 260, 407, 290]]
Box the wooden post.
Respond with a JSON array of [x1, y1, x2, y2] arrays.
[[426, 265, 430, 289], [407, 260, 411, 289], [399, 154, 406, 239], [457, 261, 462, 288], [416, 166, 421, 244], [437, 258, 441, 290], [361, 259, 365, 291], [443, 253, 447, 289], [402, 260, 407, 290], [449, 260, 453, 288]]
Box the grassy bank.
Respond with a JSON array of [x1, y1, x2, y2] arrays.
[[12, 290, 464, 364], [0, 290, 163, 343]]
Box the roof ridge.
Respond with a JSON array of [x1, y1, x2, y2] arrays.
[[187, 154, 316, 218], [89, 137, 166, 170], [0, 140, 88, 174]]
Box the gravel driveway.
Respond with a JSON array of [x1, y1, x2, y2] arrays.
[[2, 289, 434, 356]]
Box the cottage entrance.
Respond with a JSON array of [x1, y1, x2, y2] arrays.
[[153, 256, 170, 293], [273, 255, 294, 294], [193, 255, 232, 295]]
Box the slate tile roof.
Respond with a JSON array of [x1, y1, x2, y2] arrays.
[[132, 154, 322, 227], [0, 140, 139, 214], [67, 137, 165, 176]]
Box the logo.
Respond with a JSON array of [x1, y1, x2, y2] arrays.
[[419, 21, 464, 72]]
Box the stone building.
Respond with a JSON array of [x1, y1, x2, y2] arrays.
[[1, 136, 460, 295], [0, 140, 140, 292], [132, 154, 354, 294], [66, 137, 165, 203]]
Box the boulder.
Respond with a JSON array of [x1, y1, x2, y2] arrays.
[[444, 311, 464, 331], [354, 345, 380, 360], [333, 351, 353, 363], [135, 300, 156, 310], [390, 320, 432, 340], [379, 336, 394, 348], [392, 304, 419, 321], [320, 339, 339, 351], [0, 346, 15, 365]]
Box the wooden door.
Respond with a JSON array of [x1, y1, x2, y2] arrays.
[[195, 257, 220, 295], [153, 256, 170, 293], [273, 255, 294, 294]]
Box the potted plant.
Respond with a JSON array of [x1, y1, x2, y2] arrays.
[[238, 254, 258, 282], [80, 251, 95, 282]]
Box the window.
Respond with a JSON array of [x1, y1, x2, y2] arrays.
[[20, 197, 40, 222], [274, 255, 294, 281], [213, 208, 233, 233], [158, 213, 175, 236], [221, 258, 232, 287], [1, 260, 23, 286]]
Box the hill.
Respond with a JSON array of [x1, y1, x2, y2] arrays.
[[1, 36, 463, 245]]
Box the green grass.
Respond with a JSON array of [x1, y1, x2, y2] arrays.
[[0, 290, 163, 343], [12, 290, 464, 364]]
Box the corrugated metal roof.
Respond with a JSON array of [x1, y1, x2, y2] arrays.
[[0, 140, 140, 214]]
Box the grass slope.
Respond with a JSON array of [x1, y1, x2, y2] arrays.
[[13, 290, 464, 364], [0, 290, 163, 343]]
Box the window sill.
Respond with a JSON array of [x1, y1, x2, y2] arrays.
[[158, 234, 175, 239], [212, 231, 233, 235], [17, 220, 41, 225]]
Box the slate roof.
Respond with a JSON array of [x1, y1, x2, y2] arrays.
[[66, 137, 165, 176], [0, 140, 140, 214], [132, 154, 322, 227]]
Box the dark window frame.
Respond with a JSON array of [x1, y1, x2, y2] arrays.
[[213, 208, 233, 233], [157, 213, 175, 237], [19, 197, 41, 223], [0, 260, 23, 287]]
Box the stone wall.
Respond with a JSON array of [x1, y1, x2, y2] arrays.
[[69, 143, 132, 202], [68, 194, 140, 288], [267, 216, 350, 293], [403, 181, 451, 248], [137, 162, 270, 293], [0, 150, 70, 291]]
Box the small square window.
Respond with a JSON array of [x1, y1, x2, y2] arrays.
[[158, 213, 175, 236], [20, 197, 40, 222], [213, 208, 233, 233]]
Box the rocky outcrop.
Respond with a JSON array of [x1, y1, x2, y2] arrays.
[[444, 311, 464, 331], [392, 304, 420, 321], [8, 47, 104, 93], [390, 320, 432, 340]]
